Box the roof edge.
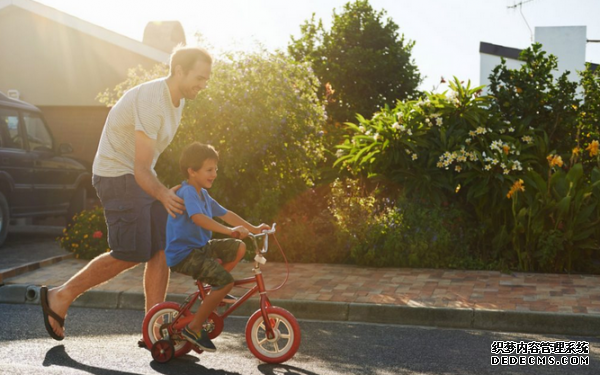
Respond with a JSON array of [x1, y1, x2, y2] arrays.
[[0, 0, 170, 64], [480, 41, 598, 72]]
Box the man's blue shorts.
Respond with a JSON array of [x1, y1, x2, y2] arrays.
[[92, 174, 167, 262]]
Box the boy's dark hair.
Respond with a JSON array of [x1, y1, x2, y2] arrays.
[[179, 142, 219, 178]]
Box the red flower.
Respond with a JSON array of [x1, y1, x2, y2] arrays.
[[92, 231, 103, 239]]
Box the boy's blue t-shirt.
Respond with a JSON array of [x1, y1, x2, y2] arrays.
[[165, 181, 228, 267]]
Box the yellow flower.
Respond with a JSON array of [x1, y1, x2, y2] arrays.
[[83, 234, 88, 239], [502, 145, 510, 155], [507, 179, 525, 199], [572, 146, 581, 155], [546, 154, 563, 168], [586, 140, 599, 157]]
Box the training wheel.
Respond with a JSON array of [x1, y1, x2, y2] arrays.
[[151, 339, 175, 363]]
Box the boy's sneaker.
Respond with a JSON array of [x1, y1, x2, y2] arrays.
[[181, 325, 217, 352]]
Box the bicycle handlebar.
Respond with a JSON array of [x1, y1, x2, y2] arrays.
[[230, 223, 277, 254]]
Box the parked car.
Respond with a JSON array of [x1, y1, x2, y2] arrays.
[[0, 92, 91, 246]]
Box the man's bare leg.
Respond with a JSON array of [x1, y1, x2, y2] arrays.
[[144, 250, 170, 312], [46, 253, 137, 338]]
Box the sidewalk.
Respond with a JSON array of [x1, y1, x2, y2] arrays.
[[1, 254, 600, 337]]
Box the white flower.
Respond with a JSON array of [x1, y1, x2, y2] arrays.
[[509, 127, 515, 132], [405, 149, 412, 154], [365, 130, 371, 135], [335, 149, 344, 158], [358, 126, 365, 133], [407, 129, 413, 136], [484, 165, 492, 171], [392, 122, 401, 130], [425, 118, 431, 124], [469, 131, 476, 137], [503, 169, 510, 175], [455, 165, 462, 172], [436, 118, 443, 126], [412, 154, 418, 160], [373, 133, 379, 141], [521, 135, 533, 144], [466, 138, 472, 144], [399, 125, 406, 132], [476, 127, 487, 135]]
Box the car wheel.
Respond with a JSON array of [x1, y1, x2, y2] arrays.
[[0, 191, 9, 247], [66, 187, 86, 225]]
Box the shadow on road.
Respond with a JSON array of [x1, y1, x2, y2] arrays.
[[43, 345, 139, 375], [258, 363, 320, 375], [150, 354, 242, 375]]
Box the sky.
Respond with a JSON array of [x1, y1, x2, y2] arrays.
[[34, 0, 600, 91]]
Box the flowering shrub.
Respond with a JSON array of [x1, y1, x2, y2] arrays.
[[336, 44, 600, 273], [58, 207, 109, 260]]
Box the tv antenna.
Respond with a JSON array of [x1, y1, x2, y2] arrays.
[[508, 0, 536, 42]]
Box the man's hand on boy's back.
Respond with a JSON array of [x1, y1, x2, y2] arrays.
[[159, 185, 185, 218]]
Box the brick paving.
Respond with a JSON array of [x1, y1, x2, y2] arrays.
[[3, 258, 600, 315]]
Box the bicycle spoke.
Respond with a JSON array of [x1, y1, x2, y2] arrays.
[[258, 337, 267, 345], [281, 333, 290, 340], [273, 341, 280, 353]]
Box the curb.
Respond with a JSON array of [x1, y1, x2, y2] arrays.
[[2, 284, 599, 337], [0, 254, 74, 284]]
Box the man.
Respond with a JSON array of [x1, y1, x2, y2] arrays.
[[40, 46, 212, 342]]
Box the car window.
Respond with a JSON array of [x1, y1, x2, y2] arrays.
[[0, 107, 24, 149], [23, 112, 53, 152]]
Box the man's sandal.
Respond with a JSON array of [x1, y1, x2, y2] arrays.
[[40, 286, 65, 341]]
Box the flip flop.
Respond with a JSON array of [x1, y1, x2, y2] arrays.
[[40, 286, 65, 341]]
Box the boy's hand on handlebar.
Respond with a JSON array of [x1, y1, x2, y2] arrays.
[[231, 226, 249, 239], [253, 223, 271, 234]]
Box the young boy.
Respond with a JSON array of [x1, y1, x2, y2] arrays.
[[166, 142, 269, 352]]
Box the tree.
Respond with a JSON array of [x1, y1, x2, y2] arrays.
[[288, 0, 421, 129], [98, 51, 326, 223]]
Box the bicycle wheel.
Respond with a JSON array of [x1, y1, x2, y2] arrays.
[[142, 302, 192, 357], [245, 306, 301, 363]]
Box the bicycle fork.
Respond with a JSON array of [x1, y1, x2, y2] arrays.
[[254, 265, 276, 340]]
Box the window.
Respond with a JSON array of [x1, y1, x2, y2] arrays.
[[23, 112, 53, 151], [0, 107, 24, 149]]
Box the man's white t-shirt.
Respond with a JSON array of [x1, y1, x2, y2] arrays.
[[92, 78, 184, 177]]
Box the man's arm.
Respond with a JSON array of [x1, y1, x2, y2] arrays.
[[134, 130, 184, 218], [219, 211, 270, 234]]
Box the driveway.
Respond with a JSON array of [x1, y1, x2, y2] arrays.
[[0, 225, 68, 276]]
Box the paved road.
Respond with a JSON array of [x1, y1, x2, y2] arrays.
[[0, 304, 598, 375], [0, 226, 67, 272]]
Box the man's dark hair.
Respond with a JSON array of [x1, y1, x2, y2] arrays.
[[169, 46, 212, 76], [179, 142, 219, 178]]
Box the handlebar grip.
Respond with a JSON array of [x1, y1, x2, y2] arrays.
[[231, 231, 240, 239]]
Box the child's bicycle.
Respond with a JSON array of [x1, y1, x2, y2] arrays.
[[141, 223, 301, 364]]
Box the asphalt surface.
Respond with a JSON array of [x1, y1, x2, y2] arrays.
[[0, 304, 598, 375]]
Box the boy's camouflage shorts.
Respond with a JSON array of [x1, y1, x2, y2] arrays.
[[170, 238, 242, 289]]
